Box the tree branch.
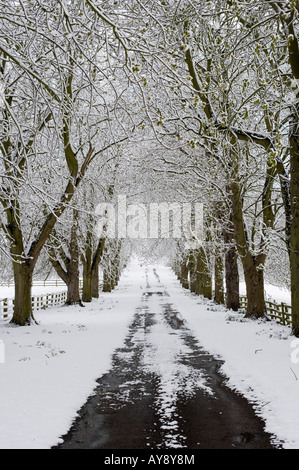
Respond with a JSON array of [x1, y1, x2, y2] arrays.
[[185, 46, 274, 151]]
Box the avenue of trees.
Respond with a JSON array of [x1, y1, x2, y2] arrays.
[[0, 0, 299, 336]]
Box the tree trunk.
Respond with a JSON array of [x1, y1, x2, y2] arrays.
[[230, 180, 266, 318], [111, 242, 121, 288], [102, 262, 112, 292], [11, 263, 33, 326], [82, 265, 92, 302], [195, 247, 205, 295], [66, 215, 82, 305], [92, 264, 99, 298], [180, 258, 189, 289], [223, 227, 240, 311], [91, 237, 105, 298], [243, 263, 265, 318], [289, 101, 299, 336], [195, 246, 212, 298], [214, 253, 224, 304], [279, 13, 299, 336], [82, 235, 92, 303], [66, 272, 81, 305], [225, 244, 240, 310], [189, 251, 198, 293], [202, 270, 212, 300], [110, 274, 116, 291], [174, 260, 182, 282]]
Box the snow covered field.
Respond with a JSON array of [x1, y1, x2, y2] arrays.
[[0, 261, 298, 449]]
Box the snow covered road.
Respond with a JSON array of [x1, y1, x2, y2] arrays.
[[0, 261, 298, 449], [54, 266, 277, 449]]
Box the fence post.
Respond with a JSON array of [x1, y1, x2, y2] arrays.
[[280, 302, 286, 326], [3, 298, 8, 318]]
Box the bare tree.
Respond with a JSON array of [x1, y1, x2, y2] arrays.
[[0, 0, 132, 324]]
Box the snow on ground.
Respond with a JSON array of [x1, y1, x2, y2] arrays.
[[0, 267, 145, 449], [0, 261, 298, 449], [157, 266, 299, 450]]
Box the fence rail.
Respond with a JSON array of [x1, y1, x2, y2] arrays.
[[0, 279, 83, 288], [238, 295, 292, 327], [0, 291, 68, 320]]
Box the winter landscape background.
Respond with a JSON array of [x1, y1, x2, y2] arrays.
[[1, 0, 299, 450]]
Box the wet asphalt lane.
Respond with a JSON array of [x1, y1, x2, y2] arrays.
[[53, 268, 279, 450]]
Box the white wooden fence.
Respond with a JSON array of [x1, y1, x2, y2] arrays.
[[0, 290, 68, 320], [0, 280, 85, 320]]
